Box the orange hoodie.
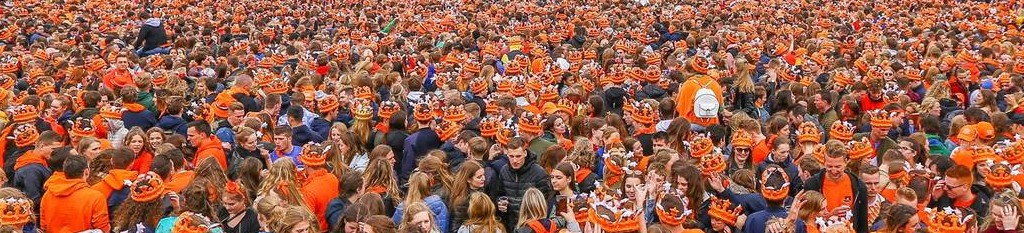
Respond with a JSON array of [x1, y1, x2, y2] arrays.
[[90, 169, 139, 198], [165, 171, 196, 193], [674, 75, 724, 127], [193, 137, 227, 169], [128, 151, 153, 173], [301, 169, 340, 231], [14, 150, 48, 171], [40, 175, 110, 233]]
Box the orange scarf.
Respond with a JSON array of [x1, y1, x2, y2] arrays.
[[124, 103, 146, 112], [14, 151, 47, 171]]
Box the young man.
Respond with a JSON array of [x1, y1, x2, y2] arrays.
[[859, 165, 887, 225], [400, 103, 442, 184], [517, 112, 554, 157], [930, 165, 990, 218], [13, 129, 62, 207], [153, 150, 194, 193], [310, 95, 341, 140], [743, 165, 791, 233], [214, 102, 245, 144], [491, 137, 553, 231], [186, 121, 227, 169], [854, 110, 897, 164], [156, 97, 189, 136], [119, 86, 158, 130], [271, 127, 304, 167], [299, 143, 340, 231], [90, 148, 138, 210], [287, 105, 324, 146], [40, 154, 109, 232], [802, 140, 870, 232]]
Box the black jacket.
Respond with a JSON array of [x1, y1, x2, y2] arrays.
[[491, 152, 553, 231], [802, 171, 870, 232], [231, 92, 261, 113], [134, 19, 168, 51], [733, 90, 758, 117], [929, 184, 991, 218]]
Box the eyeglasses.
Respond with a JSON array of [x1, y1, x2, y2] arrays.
[[735, 148, 751, 153], [943, 182, 967, 191]]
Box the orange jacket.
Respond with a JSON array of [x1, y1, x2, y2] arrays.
[[90, 169, 139, 198], [193, 137, 227, 169], [675, 75, 724, 127], [40, 175, 109, 233], [165, 171, 196, 193], [128, 150, 153, 173], [301, 170, 340, 231], [101, 69, 135, 90]]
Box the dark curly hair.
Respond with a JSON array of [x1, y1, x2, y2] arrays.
[[111, 198, 164, 231]]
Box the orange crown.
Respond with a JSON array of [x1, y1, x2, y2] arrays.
[[760, 167, 791, 201], [1000, 140, 1024, 165], [10, 105, 40, 124], [497, 79, 513, 94], [699, 152, 727, 176], [0, 57, 18, 74], [99, 105, 126, 119], [0, 197, 32, 226], [654, 189, 691, 227], [847, 138, 875, 161], [708, 197, 743, 227], [148, 55, 165, 69], [171, 212, 211, 233], [317, 95, 340, 114], [442, 105, 467, 123], [354, 86, 373, 100], [354, 101, 373, 121], [479, 117, 502, 138], [130, 172, 167, 202], [300, 143, 329, 167], [378, 101, 401, 121], [518, 112, 544, 135], [470, 79, 488, 94], [922, 207, 974, 233], [70, 117, 96, 137], [413, 103, 434, 122], [870, 110, 893, 130], [797, 121, 820, 144], [264, 80, 289, 95], [732, 130, 753, 148], [829, 121, 856, 142], [0, 74, 13, 90], [690, 56, 710, 74], [971, 146, 999, 165], [35, 79, 55, 95], [984, 162, 1017, 188], [435, 119, 463, 141], [496, 126, 516, 146], [689, 134, 713, 159], [540, 85, 558, 102], [631, 102, 658, 126]]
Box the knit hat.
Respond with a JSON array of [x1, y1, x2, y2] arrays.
[[495, 126, 516, 146], [479, 117, 501, 138], [354, 86, 373, 100], [847, 138, 875, 161], [12, 124, 39, 148], [9, 105, 39, 124], [70, 117, 96, 137], [317, 95, 340, 114], [300, 143, 328, 167], [378, 101, 401, 121], [436, 119, 462, 142], [100, 105, 125, 120], [470, 79, 488, 95], [171, 212, 212, 233], [690, 56, 710, 75], [760, 166, 791, 202], [0, 74, 13, 90], [971, 146, 999, 165], [732, 130, 753, 148], [922, 207, 974, 233], [1001, 139, 1024, 165], [796, 121, 820, 144], [869, 110, 892, 130], [413, 103, 433, 122], [130, 172, 166, 202], [354, 101, 373, 121], [210, 92, 234, 119], [654, 189, 691, 227], [540, 85, 558, 102], [708, 197, 743, 227], [518, 112, 543, 135], [555, 99, 576, 117], [0, 197, 32, 226], [984, 162, 1017, 189], [442, 105, 467, 123], [829, 121, 856, 142], [688, 134, 713, 159], [699, 152, 727, 176], [630, 102, 658, 126]]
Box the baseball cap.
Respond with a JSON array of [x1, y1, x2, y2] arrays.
[[975, 122, 995, 140], [957, 124, 977, 142]]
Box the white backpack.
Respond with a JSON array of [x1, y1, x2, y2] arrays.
[[692, 80, 720, 119]]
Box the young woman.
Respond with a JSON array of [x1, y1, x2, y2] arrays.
[[75, 136, 103, 161], [329, 123, 349, 142], [789, 191, 827, 232], [268, 206, 319, 233], [340, 131, 369, 172], [417, 155, 454, 200], [393, 172, 449, 233], [458, 192, 505, 233], [256, 159, 309, 209], [448, 160, 487, 232], [362, 215, 398, 233], [146, 127, 165, 146], [569, 138, 597, 193], [233, 127, 269, 169], [111, 172, 168, 233], [897, 138, 926, 166], [399, 202, 442, 233], [514, 188, 581, 233], [727, 130, 755, 175], [194, 157, 229, 208], [124, 127, 154, 173], [218, 181, 260, 233], [542, 114, 573, 152], [980, 190, 1024, 232], [363, 159, 401, 216], [549, 162, 578, 207], [875, 204, 920, 233]]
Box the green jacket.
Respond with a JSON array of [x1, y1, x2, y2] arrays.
[[138, 91, 157, 114], [528, 136, 556, 158], [818, 109, 839, 133], [854, 133, 898, 164], [926, 133, 951, 157]]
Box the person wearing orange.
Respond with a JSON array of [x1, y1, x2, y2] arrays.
[[674, 56, 723, 130], [12, 128, 62, 208], [299, 142, 340, 231], [101, 54, 136, 91], [40, 154, 110, 233], [186, 121, 227, 169], [152, 151, 195, 193], [801, 140, 870, 232], [119, 86, 158, 131], [929, 165, 990, 217], [90, 148, 138, 210]]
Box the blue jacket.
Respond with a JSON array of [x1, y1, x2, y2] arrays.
[[392, 195, 449, 233], [13, 163, 50, 211], [270, 146, 303, 168], [400, 128, 442, 184], [743, 206, 789, 233], [291, 125, 324, 146], [157, 115, 188, 136], [325, 198, 351, 231], [310, 117, 332, 142], [719, 189, 769, 214], [122, 110, 158, 130]]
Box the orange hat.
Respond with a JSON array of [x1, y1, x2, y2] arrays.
[[210, 92, 234, 119], [950, 147, 976, 170], [699, 152, 727, 176], [518, 112, 543, 135], [35, 80, 55, 95], [9, 105, 39, 124], [708, 197, 743, 227], [0, 197, 32, 226], [130, 172, 167, 202], [317, 95, 340, 114], [442, 105, 467, 123], [689, 134, 714, 159], [796, 121, 820, 144], [971, 146, 999, 165], [13, 124, 39, 148], [171, 212, 211, 233], [100, 105, 125, 120], [435, 120, 462, 141], [0, 74, 14, 90], [1001, 140, 1024, 165], [70, 118, 96, 137], [654, 190, 691, 227], [354, 101, 373, 121], [760, 166, 790, 201], [984, 162, 1016, 188], [541, 102, 558, 115], [540, 85, 558, 102], [922, 207, 974, 233], [732, 130, 753, 148], [975, 122, 995, 140], [690, 56, 710, 74], [479, 117, 501, 138], [829, 121, 856, 142], [264, 81, 289, 95], [869, 110, 892, 130], [300, 143, 328, 167], [413, 103, 433, 122], [848, 138, 875, 161], [470, 79, 488, 95], [631, 102, 658, 126], [957, 125, 977, 142], [378, 101, 401, 121], [496, 126, 516, 146], [354, 86, 374, 100]]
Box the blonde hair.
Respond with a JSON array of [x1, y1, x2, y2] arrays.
[[268, 206, 319, 233], [363, 159, 402, 201], [797, 191, 826, 221], [417, 154, 453, 194], [465, 192, 505, 233], [398, 202, 439, 233], [515, 188, 548, 228], [404, 172, 434, 205], [257, 159, 308, 209]]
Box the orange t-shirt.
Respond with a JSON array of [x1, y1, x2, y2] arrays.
[[302, 170, 340, 231], [880, 188, 897, 203], [752, 139, 771, 165], [823, 175, 855, 211]]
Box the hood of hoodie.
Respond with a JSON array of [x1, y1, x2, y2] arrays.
[[45, 173, 89, 197], [144, 18, 162, 27], [102, 169, 139, 190], [14, 151, 47, 170], [157, 116, 186, 129]]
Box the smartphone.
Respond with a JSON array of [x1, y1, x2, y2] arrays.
[[556, 195, 568, 214]]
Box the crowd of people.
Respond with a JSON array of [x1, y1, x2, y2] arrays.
[[1, 0, 1024, 232]]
